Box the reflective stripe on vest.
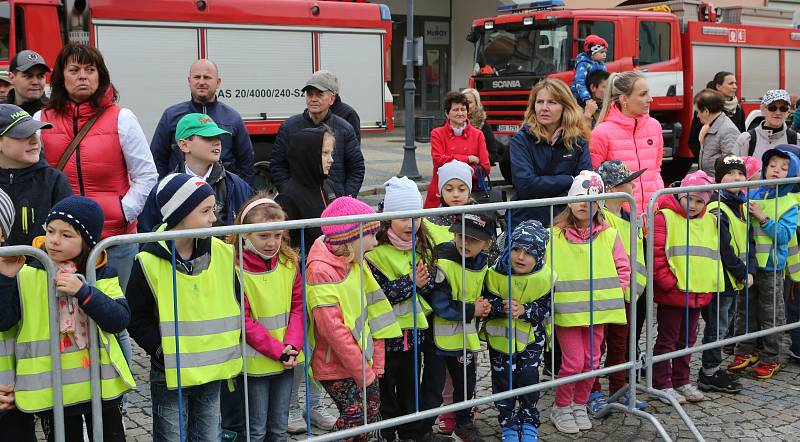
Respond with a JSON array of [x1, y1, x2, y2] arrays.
[[707, 201, 748, 290], [239, 256, 303, 377], [548, 227, 626, 327], [365, 243, 432, 330], [480, 266, 554, 354], [433, 259, 488, 352], [139, 236, 243, 389], [14, 266, 134, 412], [662, 208, 722, 293], [750, 195, 799, 270], [603, 209, 646, 301], [424, 219, 454, 245], [0, 329, 16, 385]]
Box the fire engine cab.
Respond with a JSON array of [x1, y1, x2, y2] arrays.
[[469, 0, 800, 182]]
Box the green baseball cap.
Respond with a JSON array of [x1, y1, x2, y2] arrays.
[[0, 70, 9, 84], [174, 113, 230, 146]]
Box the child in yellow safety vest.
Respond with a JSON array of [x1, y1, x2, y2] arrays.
[[482, 220, 552, 442], [729, 147, 800, 379], [229, 195, 304, 442], [652, 170, 717, 405], [364, 177, 437, 441], [0, 196, 134, 441], [127, 173, 243, 441], [549, 171, 630, 435], [306, 196, 402, 441]]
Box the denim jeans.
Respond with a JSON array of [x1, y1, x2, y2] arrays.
[[701, 293, 735, 371], [289, 366, 322, 413], [247, 369, 294, 442], [150, 367, 222, 442], [107, 242, 138, 412]]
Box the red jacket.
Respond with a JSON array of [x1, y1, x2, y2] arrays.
[[424, 122, 490, 208], [42, 89, 134, 238], [652, 194, 713, 309]]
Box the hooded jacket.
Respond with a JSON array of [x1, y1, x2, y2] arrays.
[[652, 193, 714, 308], [330, 95, 361, 143], [571, 52, 606, 103], [424, 121, 491, 208], [747, 146, 800, 271], [150, 98, 255, 183], [274, 128, 337, 253], [709, 189, 758, 294], [306, 238, 385, 388], [0, 158, 73, 246], [590, 105, 664, 216]]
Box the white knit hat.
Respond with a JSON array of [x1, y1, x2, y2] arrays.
[[383, 176, 422, 213], [0, 187, 13, 240], [437, 160, 473, 194], [568, 170, 605, 208]]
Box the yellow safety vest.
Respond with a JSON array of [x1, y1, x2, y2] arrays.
[[706, 201, 749, 290], [365, 243, 432, 330], [662, 208, 722, 293], [433, 258, 488, 352], [751, 195, 800, 281], [0, 325, 16, 386], [138, 236, 243, 389], [307, 263, 402, 365], [14, 265, 135, 412], [424, 218, 454, 245], [480, 266, 553, 353], [548, 227, 627, 327], [239, 255, 304, 377], [603, 209, 646, 301]]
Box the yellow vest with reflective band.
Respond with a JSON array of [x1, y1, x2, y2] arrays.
[[307, 263, 402, 365], [602, 209, 646, 302], [239, 255, 304, 377], [365, 243, 432, 330], [480, 266, 553, 353], [424, 219, 454, 245], [433, 258, 488, 352], [706, 201, 748, 290], [138, 237, 243, 389], [0, 326, 16, 386], [750, 195, 800, 281], [548, 227, 626, 327], [662, 208, 722, 293], [14, 265, 135, 412]]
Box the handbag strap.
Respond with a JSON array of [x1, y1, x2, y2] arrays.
[[56, 108, 106, 171]]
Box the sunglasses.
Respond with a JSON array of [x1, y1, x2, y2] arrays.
[[767, 104, 790, 113]]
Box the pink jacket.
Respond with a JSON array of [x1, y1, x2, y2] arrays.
[[424, 121, 490, 208], [240, 250, 304, 361], [306, 238, 385, 388], [560, 217, 631, 293], [590, 105, 664, 216]]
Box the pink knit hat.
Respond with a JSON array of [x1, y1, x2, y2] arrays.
[[321, 196, 381, 245], [741, 156, 762, 180], [679, 170, 714, 204]]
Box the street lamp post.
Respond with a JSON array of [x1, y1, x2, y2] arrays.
[[399, 0, 421, 180]]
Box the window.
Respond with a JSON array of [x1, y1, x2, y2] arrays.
[[476, 24, 571, 76], [740, 48, 779, 102], [639, 21, 670, 65], [0, 2, 10, 59], [577, 21, 614, 61]]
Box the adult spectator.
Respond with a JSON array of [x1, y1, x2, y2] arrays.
[[462, 87, 498, 164], [582, 69, 610, 128], [689, 73, 745, 155], [0, 71, 10, 102], [150, 59, 254, 183], [509, 78, 591, 229], [271, 72, 364, 198], [591, 71, 664, 216], [694, 89, 742, 178], [737, 89, 797, 159], [316, 70, 362, 143], [6, 50, 50, 115], [423, 90, 490, 208]]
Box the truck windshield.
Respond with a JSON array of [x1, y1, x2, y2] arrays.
[[475, 24, 571, 76], [0, 2, 8, 60]]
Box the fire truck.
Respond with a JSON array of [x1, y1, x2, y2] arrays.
[[0, 0, 393, 187], [469, 0, 800, 182]]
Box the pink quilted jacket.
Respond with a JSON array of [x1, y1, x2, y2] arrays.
[[590, 105, 664, 216]]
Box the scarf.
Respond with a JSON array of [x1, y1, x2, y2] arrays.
[[387, 228, 414, 251], [57, 261, 90, 352], [451, 123, 466, 137], [723, 96, 739, 116]]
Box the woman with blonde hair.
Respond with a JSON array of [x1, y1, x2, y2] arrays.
[[509, 78, 592, 230], [591, 70, 664, 216], [462, 88, 499, 166]]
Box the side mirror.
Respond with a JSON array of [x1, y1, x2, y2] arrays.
[[466, 30, 480, 43]]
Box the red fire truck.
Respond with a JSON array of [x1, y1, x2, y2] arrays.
[[0, 0, 392, 185], [469, 0, 800, 182]]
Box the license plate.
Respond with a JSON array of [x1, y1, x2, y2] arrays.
[[497, 125, 520, 133]]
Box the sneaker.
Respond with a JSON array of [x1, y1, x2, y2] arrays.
[[571, 404, 592, 430], [453, 423, 484, 442], [675, 384, 705, 402], [618, 391, 647, 410], [750, 361, 781, 379], [436, 412, 456, 435], [501, 425, 520, 442], [287, 407, 307, 434], [788, 347, 800, 362], [728, 353, 759, 372], [698, 370, 743, 393], [550, 405, 579, 434], [587, 391, 608, 416], [656, 388, 686, 405], [722, 344, 735, 355], [307, 404, 338, 431], [520, 423, 538, 442], [541, 366, 553, 381]]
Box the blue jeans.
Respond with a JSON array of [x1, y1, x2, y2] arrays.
[[289, 366, 322, 412], [701, 293, 735, 371], [107, 242, 137, 412], [247, 370, 294, 442], [150, 367, 222, 442]]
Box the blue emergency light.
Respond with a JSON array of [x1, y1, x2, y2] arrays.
[[497, 0, 565, 13]]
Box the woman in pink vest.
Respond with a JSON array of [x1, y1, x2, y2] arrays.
[[590, 71, 664, 216]]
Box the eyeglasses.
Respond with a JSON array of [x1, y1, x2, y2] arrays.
[[767, 104, 790, 113]]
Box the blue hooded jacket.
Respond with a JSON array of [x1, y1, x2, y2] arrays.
[[570, 52, 606, 103], [748, 145, 800, 271]]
